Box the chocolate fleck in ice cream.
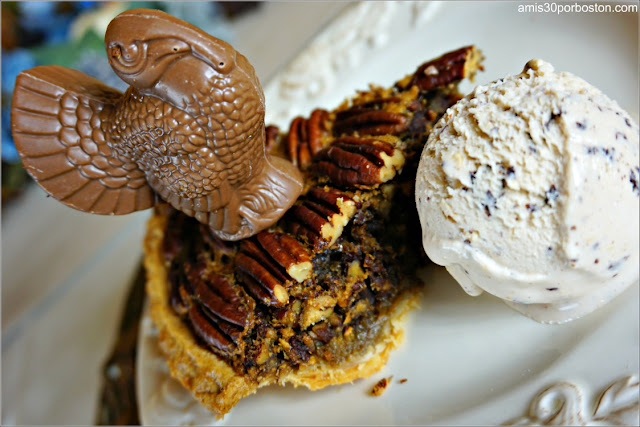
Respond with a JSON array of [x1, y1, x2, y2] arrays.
[[416, 59, 639, 324]]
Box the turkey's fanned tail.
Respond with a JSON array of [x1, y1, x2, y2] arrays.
[[11, 65, 156, 214]]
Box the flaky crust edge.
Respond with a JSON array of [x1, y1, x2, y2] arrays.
[[143, 208, 420, 418]]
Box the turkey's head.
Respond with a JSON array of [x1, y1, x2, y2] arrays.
[[105, 8, 237, 109]]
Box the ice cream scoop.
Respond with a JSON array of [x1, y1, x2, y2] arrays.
[[415, 59, 639, 323]]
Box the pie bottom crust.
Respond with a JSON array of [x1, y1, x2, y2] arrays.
[[144, 208, 420, 417]]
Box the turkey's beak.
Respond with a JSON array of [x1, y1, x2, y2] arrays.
[[187, 37, 235, 76]]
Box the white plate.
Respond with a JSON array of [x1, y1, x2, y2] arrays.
[[137, 2, 640, 425]]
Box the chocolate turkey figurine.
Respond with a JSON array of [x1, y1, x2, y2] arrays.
[[11, 8, 303, 240]]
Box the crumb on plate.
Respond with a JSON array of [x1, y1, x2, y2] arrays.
[[370, 376, 393, 396]]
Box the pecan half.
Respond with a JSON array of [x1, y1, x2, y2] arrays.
[[169, 264, 192, 316], [286, 109, 329, 169], [265, 124, 280, 154], [288, 186, 358, 249], [312, 136, 405, 188], [333, 109, 408, 136], [396, 45, 483, 91], [188, 305, 234, 352], [186, 264, 251, 328], [236, 252, 289, 307], [256, 232, 312, 283], [235, 230, 312, 306], [169, 261, 254, 355]]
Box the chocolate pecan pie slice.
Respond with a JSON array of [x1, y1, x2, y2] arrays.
[[144, 46, 483, 417]]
